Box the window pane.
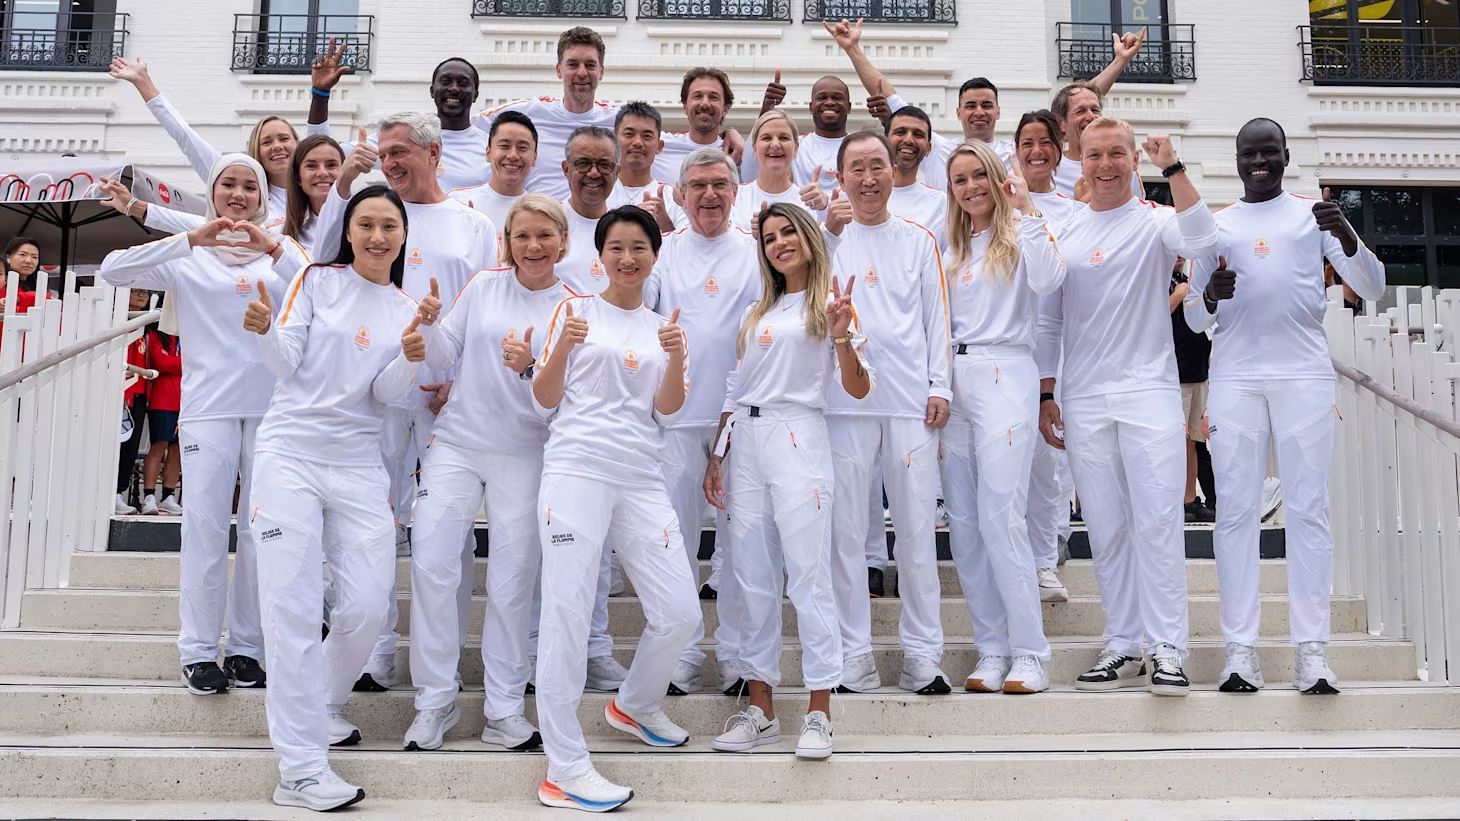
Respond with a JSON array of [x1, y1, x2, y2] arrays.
[[1310, 0, 1350, 23], [1333, 186, 1366, 231], [1071, 0, 1112, 23], [1368, 188, 1425, 236], [1436, 245, 1460, 289], [1119, 0, 1164, 28], [1433, 189, 1460, 237], [1375, 244, 1427, 286]]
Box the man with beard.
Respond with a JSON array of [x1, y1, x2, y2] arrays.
[[607, 101, 688, 232], [654, 68, 747, 183], [449, 110, 540, 237], [743, 73, 850, 194], [1184, 118, 1383, 695], [555, 126, 621, 295], [885, 105, 947, 250]]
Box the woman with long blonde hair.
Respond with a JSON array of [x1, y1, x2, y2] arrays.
[[940, 139, 1067, 695], [704, 202, 871, 760], [729, 110, 829, 230]]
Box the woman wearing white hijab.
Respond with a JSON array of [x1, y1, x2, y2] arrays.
[[101, 154, 305, 696]]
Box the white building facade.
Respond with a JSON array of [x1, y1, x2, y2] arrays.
[[0, 0, 1456, 286]]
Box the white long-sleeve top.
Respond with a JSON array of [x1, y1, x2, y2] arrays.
[[143, 204, 320, 251], [945, 215, 1065, 351], [1034, 198, 1220, 400], [99, 235, 292, 421], [643, 227, 761, 428], [449, 183, 522, 237], [886, 93, 1013, 191], [554, 199, 609, 295], [723, 290, 874, 413], [145, 95, 288, 219], [424, 268, 577, 455], [889, 181, 949, 251], [307, 121, 492, 192], [1184, 192, 1385, 383], [535, 294, 686, 487], [1029, 189, 1081, 377], [738, 132, 842, 191], [728, 181, 825, 232], [826, 216, 951, 418], [253, 264, 420, 466], [654, 133, 727, 184], [608, 180, 689, 230], [476, 98, 619, 201]]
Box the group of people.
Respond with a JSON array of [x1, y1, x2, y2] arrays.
[[91, 17, 1385, 814]]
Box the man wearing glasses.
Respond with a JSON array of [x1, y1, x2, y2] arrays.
[[555, 126, 622, 295]]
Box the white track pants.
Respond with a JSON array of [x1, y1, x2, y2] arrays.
[[1209, 379, 1336, 646], [726, 410, 843, 689], [176, 417, 263, 665], [940, 349, 1050, 661], [1063, 389, 1190, 657], [253, 453, 395, 782], [536, 474, 699, 781], [1027, 439, 1073, 570], [864, 468, 886, 570], [829, 415, 943, 663], [661, 426, 738, 670], [410, 442, 541, 718], [528, 545, 615, 662]]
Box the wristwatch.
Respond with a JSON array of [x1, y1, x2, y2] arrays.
[[1161, 160, 1187, 178]]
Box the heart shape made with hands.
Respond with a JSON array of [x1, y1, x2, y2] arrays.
[[213, 220, 257, 247]]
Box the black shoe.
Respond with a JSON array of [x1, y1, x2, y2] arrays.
[[1070, 506, 1083, 523], [321, 622, 330, 640], [666, 682, 691, 696], [1184, 500, 1216, 523], [1150, 649, 1190, 697], [224, 655, 266, 688], [182, 661, 229, 695], [868, 567, 884, 598], [721, 677, 747, 697], [698, 583, 718, 600], [353, 673, 389, 693], [524, 682, 535, 695]]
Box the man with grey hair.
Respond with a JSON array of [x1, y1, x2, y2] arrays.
[[640, 146, 756, 694], [555, 125, 620, 295], [314, 111, 500, 703]]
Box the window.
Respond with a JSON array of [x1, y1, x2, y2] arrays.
[[1330, 186, 1460, 287], [802, 0, 956, 25], [0, 0, 127, 71], [1058, 1, 1195, 83], [470, 0, 627, 19], [637, 0, 789, 21], [1301, 0, 1460, 86], [232, 0, 373, 74]]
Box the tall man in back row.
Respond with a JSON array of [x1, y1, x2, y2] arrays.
[[1184, 117, 1384, 695]]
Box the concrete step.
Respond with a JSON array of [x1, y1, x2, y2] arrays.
[[67, 552, 1291, 597], [0, 631, 1418, 686], [19, 587, 1369, 639], [4, 731, 1459, 802], [0, 680, 1452, 740]]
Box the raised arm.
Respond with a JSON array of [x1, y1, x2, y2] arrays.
[[532, 298, 584, 413], [100, 233, 193, 291], [1088, 27, 1147, 95], [1006, 177, 1066, 294], [251, 268, 312, 378], [111, 57, 221, 184], [1146, 135, 1219, 260], [306, 37, 353, 127], [1315, 188, 1385, 301], [654, 308, 689, 417]]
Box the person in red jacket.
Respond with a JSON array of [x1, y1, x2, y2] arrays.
[[2, 236, 43, 338], [141, 314, 184, 516], [116, 289, 152, 514]]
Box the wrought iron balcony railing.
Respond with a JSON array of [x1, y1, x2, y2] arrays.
[[1056, 22, 1195, 83], [0, 12, 128, 72], [1299, 24, 1460, 87], [231, 14, 374, 74], [638, 0, 789, 21], [471, 0, 627, 18], [802, 0, 955, 25]]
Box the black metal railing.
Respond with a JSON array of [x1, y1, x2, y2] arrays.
[[231, 14, 374, 74], [472, 0, 627, 18], [803, 0, 954, 24], [1299, 24, 1460, 87], [638, 0, 789, 21], [0, 12, 128, 72], [1056, 22, 1195, 83]]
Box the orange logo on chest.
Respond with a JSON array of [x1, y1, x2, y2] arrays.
[[960, 266, 973, 286], [757, 326, 774, 347], [863, 267, 879, 286], [1253, 239, 1271, 257], [354, 327, 371, 349], [704, 276, 720, 295], [1089, 248, 1105, 267], [235, 276, 252, 296], [407, 249, 424, 267], [623, 349, 640, 373], [590, 260, 606, 279]]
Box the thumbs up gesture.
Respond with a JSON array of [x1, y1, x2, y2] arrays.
[[658, 307, 686, 359], [501, 325, 535, 374], [340, 126, 378, 192], [561, 301, 589, 351], [641, 183, 675, 233], [798, 164, 830, 211], [1312, 186, 1359, 254], [417, 276, 441, 325], [827, 274, 857, 338], [1204, 255, 1237, 307], [825, 186, 853, 236], [760, 67, 787, 114], [243, 279, 273, 335], [401, 315, 426, 362], [867, 78, 891, 123]]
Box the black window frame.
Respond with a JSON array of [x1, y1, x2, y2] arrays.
[[1300, 0, 1460, 87], [0, 1, 127, 72], [470, 0, 627, 19], [232, 0, 373, 74], [1330, 185, 1460, 288]]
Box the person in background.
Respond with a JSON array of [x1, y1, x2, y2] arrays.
[[141, 313, 184, 516], [4, 236, 42, 295], [1170, 257, 1216, 523], [116, 288, 152, 515]]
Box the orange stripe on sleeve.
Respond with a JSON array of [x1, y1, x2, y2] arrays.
[[277, 267, 312, 325]]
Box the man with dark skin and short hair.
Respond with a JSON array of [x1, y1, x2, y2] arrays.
[[556, 126, 621, 295], [743, 69, 851, 192], [1184, 117, 1383, 697]]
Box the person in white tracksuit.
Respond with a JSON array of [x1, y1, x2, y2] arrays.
[[1185, 118, 1385, 695], [400, 195, 577, 753], [824, 131, 953, 695], [643, 147, 760, 696], [100, 154, 306, 696], [705, 201, 872, 759], [532, 206, 700, 813], [244, 185, 424, 812], [1035, 118, 1219, 696], [729, 109, 829, 231], [938, 140, 1066, 695]]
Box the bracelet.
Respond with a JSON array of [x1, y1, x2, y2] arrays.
[[1161, 160, 1187, 178], [124, 198, 138, 218], [1039, 392, 1055, 403], [268, 242, 282, 256], [310, 86, 331, 99], [832, 334, 852, 345]]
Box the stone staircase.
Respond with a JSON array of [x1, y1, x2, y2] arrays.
[[2, 546, 1459, 817]]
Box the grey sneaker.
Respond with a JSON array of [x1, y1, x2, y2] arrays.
[[1294, 641, 1340, 694], [481, 713, 542, 750], [1219, 642, 1265, 692], [273, 769, 364, 811], [585, 655, 628, 692], [402, 703, 459, 751]]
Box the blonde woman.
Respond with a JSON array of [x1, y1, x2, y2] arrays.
[[729, 110, 828, 230], [403, 194, 578, 753], [706, 202, 871, 760], [940, 140, 1066, 695]]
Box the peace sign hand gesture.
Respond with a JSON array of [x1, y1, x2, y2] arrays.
[[827, 275, 856, 338]]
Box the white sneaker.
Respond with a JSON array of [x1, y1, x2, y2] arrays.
[[139, 493, 158, 515], [1260, 477, 1283, 522], [584, 655, 627, 692], [394, 524, 410, 556], [1037, 567, 1069, 603], [934, 499, 950, 529], [1074, 648, 1147, 690], [326, 706, 360, 746], [1003, 655, 1050, 694], [402, 703, 459, 751], [608, 552, 626, 596], [273, 768, 364, 812], [795, 710, 833, 760], [898, 655, 951, 694], [605, 699, 689, 747], [964, 655, 1011, 692], [538, 767, 632, 812], [712, 705, 780, 752], [1294, 641, 1340, 694], [835, 652, 881, 693], [355, 652, 397, 691], [481, 714, 542, 750], [157, 494, 183, 515], [667, 659, 702, 695], [1219, 642, 1266, 692], [114, 493, 137, 515]]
